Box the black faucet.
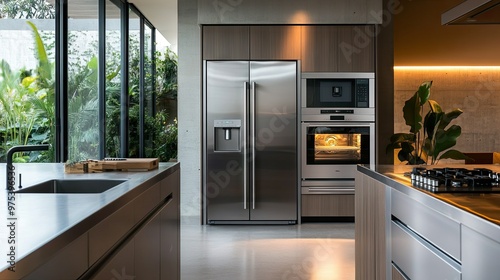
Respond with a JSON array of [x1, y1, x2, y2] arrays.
[[6, 144, 50, 190]]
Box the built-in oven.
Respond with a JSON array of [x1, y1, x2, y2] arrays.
[[300, 121, 375, 219], [301, 122, 375, 181], [300, 72, 375, 218]]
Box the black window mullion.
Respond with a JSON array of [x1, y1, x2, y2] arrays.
[[139, 16, 145, 158], [56, 0, 68, 163], [120, 2, 129, 158], [151, 27, 156, 117], [98, 0, 106, 159]]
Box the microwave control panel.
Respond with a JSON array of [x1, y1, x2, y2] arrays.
[[355, 79, 369, 108]]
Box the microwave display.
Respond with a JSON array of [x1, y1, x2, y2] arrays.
[[306, 78, 369, 108]]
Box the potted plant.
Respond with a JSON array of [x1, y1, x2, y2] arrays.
[[386, 81, 469, 165]]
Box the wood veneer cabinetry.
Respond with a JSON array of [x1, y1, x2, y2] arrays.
[[202, 25, 375, 73], [355, 171, 388, 280], [301, 194, 354, 217], [250, 25, 301, 60], [203, 26, 250, 60], [302, 25, 375, 72]]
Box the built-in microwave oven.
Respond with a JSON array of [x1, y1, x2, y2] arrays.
[[301, 72, 375, 122]]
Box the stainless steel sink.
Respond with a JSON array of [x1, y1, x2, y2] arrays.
[[16, 179, 127, 194]]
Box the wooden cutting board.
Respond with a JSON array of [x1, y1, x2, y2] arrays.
[[65, 158, 159, 173]]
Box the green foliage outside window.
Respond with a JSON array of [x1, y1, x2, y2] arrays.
[[0, 20, 178, 162]]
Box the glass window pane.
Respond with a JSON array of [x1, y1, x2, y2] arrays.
[[0, 1, 56, 162], [144, 23, 154, 157], [128, 8, 141, 157], [105, 0, 122, 158], [67, 0, 99, 161]]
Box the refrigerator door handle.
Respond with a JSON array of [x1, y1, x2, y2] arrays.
[[243, 82, 248, 210], [251, 81, 256, 210]]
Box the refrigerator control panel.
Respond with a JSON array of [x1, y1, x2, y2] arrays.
[[214, 119, 241, 128]]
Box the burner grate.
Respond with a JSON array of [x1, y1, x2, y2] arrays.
[[406, 167, 500, 193]]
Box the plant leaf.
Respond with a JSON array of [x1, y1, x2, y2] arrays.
[[26, 21, 51, 81], [438, 109, 463, 130], [437, 149, 471, 161], [428, 99, 442, 113], [432, 125, 462, 158], [417, 81, 432, 105], [403, 92, 422, 134], [386, 133, 415, 154], [423, 111, 443, 140]]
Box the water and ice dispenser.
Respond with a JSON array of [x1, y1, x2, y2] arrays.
[[214, 119, 241, 151]]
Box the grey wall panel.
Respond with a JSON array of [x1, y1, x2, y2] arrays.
[[198, 0, 383, 25]]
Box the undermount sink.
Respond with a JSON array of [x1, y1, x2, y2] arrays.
[[16, 179, 127, 194]]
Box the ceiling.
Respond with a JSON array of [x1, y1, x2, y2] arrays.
[[45, 0, 178, 50], [129, 0, 177, 50]]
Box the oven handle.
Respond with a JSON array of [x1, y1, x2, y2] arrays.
[[302, 180, 355, 195], [302, 122, 374, 128], [302, 180, 355, 187], [302, 187, 354, 195]]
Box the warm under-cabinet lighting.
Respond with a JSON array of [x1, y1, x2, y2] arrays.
[[394, 66, 500, 71]]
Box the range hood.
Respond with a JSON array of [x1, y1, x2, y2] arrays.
[[442, 0, 500, 24]]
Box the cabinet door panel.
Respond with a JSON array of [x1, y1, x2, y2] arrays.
[[301, 25, 338, 72], [161, 195, 180, 280], [90, 239, 135, 280], [301, 194, 354, 217], [250, 26, 301, 60], [25, 234, 88, 280], [337, 25, 375, 72], [462, 225, 500, 279], [203, 26, 249, 60], [89, 201, 135, 265], [135, 209, 161, 279], [355, 172, 388, 280]]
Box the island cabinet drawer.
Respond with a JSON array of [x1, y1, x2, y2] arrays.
[[392, 221, 461, 280], [391, 189, 461, 261], [461, 225, 500, 279], [88, 200, 135, 265]]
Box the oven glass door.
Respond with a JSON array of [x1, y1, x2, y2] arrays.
[[305, 124, 371, 165]]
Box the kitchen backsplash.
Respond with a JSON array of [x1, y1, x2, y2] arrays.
[[394, 67, 500, 156]]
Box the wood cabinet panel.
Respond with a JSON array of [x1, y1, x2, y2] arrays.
[[337, 25, 375, 72], [301, 25, 339, 72], [301, 194, 354, 217], [203, 26, 249, 60], [355, 172, 388, 280], [250, 26, 301, 60], [301, 25, 375, 72]]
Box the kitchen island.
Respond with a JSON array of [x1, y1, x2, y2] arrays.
[[0, 162, 180, 279], [356, 164, 500, 280]]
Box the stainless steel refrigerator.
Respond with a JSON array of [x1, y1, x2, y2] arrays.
[[203, 61, 298, 224]]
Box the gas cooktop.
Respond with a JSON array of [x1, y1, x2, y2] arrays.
[[405, 167, 500, 193]]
